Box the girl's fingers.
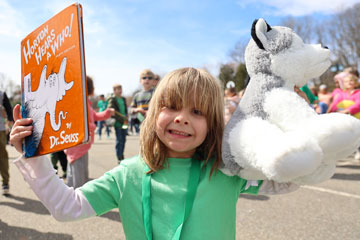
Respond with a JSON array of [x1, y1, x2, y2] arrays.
[[11, 125, 33, 135], [12, 118, 33, 128], [13, 104, 22, 121], [11, 130, 32, 139]]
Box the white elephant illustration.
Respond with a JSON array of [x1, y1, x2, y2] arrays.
[[24, 57, 73, 156]]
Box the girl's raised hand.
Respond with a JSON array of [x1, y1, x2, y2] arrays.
[[9, 104, 33, 153]]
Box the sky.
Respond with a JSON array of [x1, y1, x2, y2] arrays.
[[1, 0, 359, 96]]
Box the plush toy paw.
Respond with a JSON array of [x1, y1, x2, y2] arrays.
[[304, 113, 360, 160], [228, 117, 323, 182], [292, 162, 336, 185]]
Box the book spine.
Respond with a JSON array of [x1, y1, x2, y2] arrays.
[[78, 4, 89, 144]]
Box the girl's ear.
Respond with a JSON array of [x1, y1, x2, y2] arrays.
[[251, 18, 272, 50]]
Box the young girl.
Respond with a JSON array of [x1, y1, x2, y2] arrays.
[[10, 68, 297, 240], [328, 74, 360, 118]]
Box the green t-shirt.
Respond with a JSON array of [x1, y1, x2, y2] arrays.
[[300, 85, 318, 104], [97, 100, 108, 112], [115, 97, 126, 128], [81, 156, 262, 240]]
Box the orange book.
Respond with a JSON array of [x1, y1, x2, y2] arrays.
[[21, 3, 89, 157]]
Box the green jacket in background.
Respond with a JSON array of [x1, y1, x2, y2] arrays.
[[107, 95, 128, 126]]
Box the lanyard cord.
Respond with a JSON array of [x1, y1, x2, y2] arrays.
[[142, 158, 201, 240]]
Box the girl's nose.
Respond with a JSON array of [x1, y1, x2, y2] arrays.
[[174, 119, 188, 125], [174, 113, 189, 125]]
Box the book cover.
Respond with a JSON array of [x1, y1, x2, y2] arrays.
[[21, 3, 89, 157]]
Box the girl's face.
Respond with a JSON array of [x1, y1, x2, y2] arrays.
[[156, 105, 208, 158], [343, 78, 356, 91]]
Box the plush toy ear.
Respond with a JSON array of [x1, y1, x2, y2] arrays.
[[251, 18, 272, 50]]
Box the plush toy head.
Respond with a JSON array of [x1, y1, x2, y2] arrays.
[[245, 18, 331, 88], [221, 19, 360, 185]]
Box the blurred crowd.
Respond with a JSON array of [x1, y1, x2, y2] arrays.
[[1, 66, 360, 195]]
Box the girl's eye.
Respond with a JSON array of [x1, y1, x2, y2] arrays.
[[193, 109, 202, 115], [165, 104, 176, 110]]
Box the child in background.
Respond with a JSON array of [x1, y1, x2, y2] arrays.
[[328, 74, 360, 117], [152, 74, 161, 88], [64, 76, 114, 188], [224, 87, 240, 124], [130, 69, 155, 123], [107, 84, 128, 163], [97, 94, 110, 139], [10, 68, 297, 240], [316, 84, 332, 114]]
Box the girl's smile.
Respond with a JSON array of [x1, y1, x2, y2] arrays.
[[156, 105, 208, 158], [168, 129, 192, 137]]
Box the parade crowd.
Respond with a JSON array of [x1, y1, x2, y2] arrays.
[[1, 66, 360, 195]]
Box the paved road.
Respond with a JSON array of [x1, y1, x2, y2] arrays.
[[1, 133, 359, 240]]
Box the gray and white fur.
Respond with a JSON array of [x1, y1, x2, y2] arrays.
[[221, 19, 360, 185]]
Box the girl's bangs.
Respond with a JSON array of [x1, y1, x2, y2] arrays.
[[160, 77, 213, 117]]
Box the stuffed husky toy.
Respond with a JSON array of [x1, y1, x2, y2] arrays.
[[221, 18, 360, 185]]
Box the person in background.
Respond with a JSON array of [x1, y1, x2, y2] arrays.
[[315, 84, 332, 114], [224, 87, 240, 124], [130, 69, 155, 124], [64, 76, 114, 188], [328, 74, 360, 115], [343, 67, 359, 82], [108, 84, 128, 163], [129, 109, 140, 136], [331, 72, 349, 102], [328, 73, 360, 161], [0, 90, 13, 195], [300, 84, 318, 105], [97, 94, 110, 139], [152, 74, 161, 88]]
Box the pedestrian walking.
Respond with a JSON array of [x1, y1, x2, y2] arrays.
[[0, 90, 13, 195], [108, 84, 128, 163]]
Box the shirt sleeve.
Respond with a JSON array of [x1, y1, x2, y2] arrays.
[[94, 108, 112, 121], [300, 85, 318, 104], [348, 93, 360, 115], [13, 154, 96, 221], [80, 165, 126, 216], [130, 94, 137, 109]]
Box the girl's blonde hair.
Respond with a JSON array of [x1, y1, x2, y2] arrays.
[[140, 67, 224, 176], [344, 74, 358, 83]]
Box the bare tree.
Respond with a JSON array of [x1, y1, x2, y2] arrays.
[[228, 40, 248, 64], [0, 73, 19, 98], [327, 3, 360, 68], [280, 16, 315, 43]]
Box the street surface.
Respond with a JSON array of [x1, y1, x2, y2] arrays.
[[1, 133, 359, 239]]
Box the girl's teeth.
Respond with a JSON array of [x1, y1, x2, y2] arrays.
[[171, 130, 190, 136]]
